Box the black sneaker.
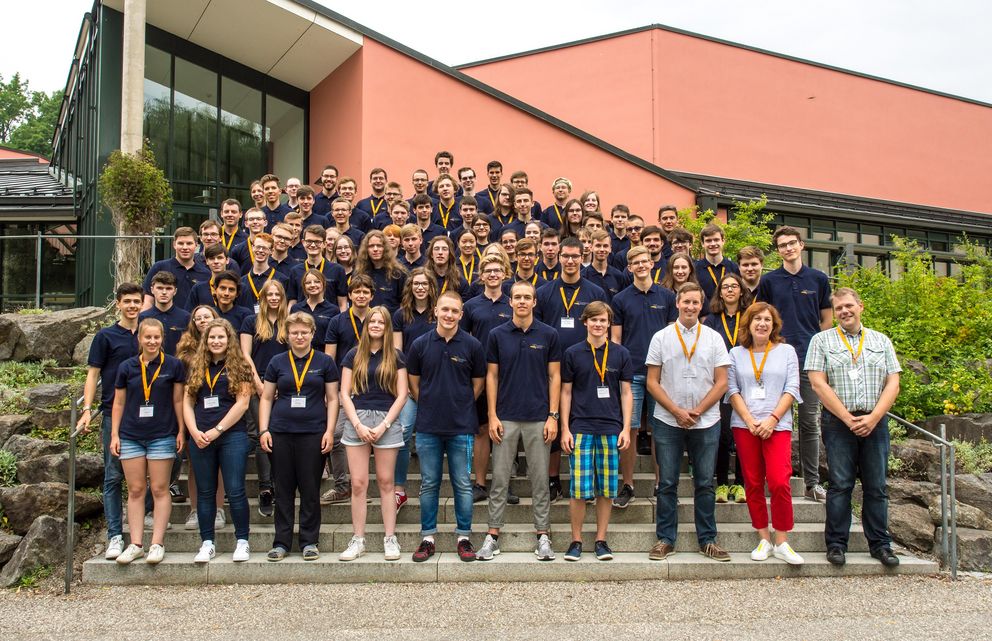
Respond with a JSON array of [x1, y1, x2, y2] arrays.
[[169, 483, 187, 503], [636, 430, 652, 455], [549, 478, 563, 503], [564, 540, 582, 561], [258, 489, 274, 517], [412, 539, 435, 562], [612, 484, 634, 509], [456, 538, 476, 562], [594, 540, 614, 561], [507, 490, 520, 505], [472, 484, 489, 503]]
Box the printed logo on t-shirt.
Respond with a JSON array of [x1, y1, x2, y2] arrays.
[[527, 343, 546, 351]]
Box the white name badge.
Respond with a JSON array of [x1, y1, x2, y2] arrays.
[[750, 386, 766, 401], [139, 404, 155, 418], [848, 369, 861, 381], [560, 317, 575, 329], [291, 395, 307, 409], [683, 366, 697, 379], [203, 395, 220, 409], [254, 304, 261, 314], [597, 386, 610, 399]]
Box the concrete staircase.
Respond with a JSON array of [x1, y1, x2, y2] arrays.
[[83, 451, 938, 584]]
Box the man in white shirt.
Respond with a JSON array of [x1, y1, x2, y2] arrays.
[[645, 282, 731, 562]]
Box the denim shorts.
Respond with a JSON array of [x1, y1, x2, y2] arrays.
[[341, 409, 404, 448], [119, 436, 177, 460]]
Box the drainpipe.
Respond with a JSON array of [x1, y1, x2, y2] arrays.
[[120, 0, 146, 154]]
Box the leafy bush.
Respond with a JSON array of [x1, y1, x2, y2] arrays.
[[836, 238, 992, 422], [29, 425, 101, 453], [0, 450, 16, 486], [953, 439, 992, 475], [677, 196, 781, 268]]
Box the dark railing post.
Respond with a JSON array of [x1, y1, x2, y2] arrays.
[[65, 399, 80, 595]]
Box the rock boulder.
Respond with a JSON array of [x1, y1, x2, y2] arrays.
[[0, 515, 77, 588], [0, 415, 31, 448], [2, 435, 67, 461], [23, 383, 71, 409], [73, 334, 94, 366], [16, 452, 103, 487], [29, 408, 73, 431], [923, 413, 992, 444], [890, 439, 942, 482], [0, 482, 102, 534], [0, 307, 112, 366], [0, 532, 21, 566], [926, 497, 992, 530], [954, 474, 992, 519], [887, 478, 941, 507], [935, 527, 992, 573], [888, 501, 934, 552]]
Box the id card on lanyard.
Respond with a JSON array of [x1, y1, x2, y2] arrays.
[[140, 352, 165, 418], [290, 349, 315, 409]]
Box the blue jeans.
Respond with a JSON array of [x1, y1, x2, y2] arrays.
[[417, 433, 474, 537], [395, 397, 417, 487], [188, 429, 251, 541], [821, 412, 892, 552], [101, 415, 124, 539], [653, 420, 719, 546], [630, 374, 656, 431]]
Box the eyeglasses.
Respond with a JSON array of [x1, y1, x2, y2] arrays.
[[288, 331, 312, 337], [517, 252, 536, 259], [560, 254, 582, 262], [482, 268, 504, 275], [273, 235, 293, 242], [720, 284, 741, 291], [628, 226, 643, 232], [412, 282, 430, 288], [303, 239, 323, 246], [777, 239, 801, 251]]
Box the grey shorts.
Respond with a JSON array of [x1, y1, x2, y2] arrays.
[[340, 409, 404, 448]]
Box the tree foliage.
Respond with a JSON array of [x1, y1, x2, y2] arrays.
[[0, 72, 62, 157], [676, 196, 781, 267], [836, 238, 992, 421]]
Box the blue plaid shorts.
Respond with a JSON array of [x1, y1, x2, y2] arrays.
[[570, 433, 619, 499]]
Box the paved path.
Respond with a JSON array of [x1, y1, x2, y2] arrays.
[[2, 575, 989, 640]]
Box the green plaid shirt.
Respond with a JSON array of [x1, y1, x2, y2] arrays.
[[805, 325, 901, 412]]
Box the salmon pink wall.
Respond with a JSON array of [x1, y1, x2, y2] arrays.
[[0, 149, 46, 162], [335, 39, 693, 217], [309, 50, 364, 183], [463, 29, 992, 214]]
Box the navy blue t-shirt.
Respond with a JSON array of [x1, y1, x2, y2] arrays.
[[695, 257, 740, 305], [407, 329, 486, 436], [114, 353, 186, 440], [486, 320, 562, 422], [185, 280, 216, 309], [541, 203, 566, 230], [461, 292, 512, 345], [392, 307, 435, 350], [239, 315, 289, 377], [756, 265, 831, 362], [582, 264, 630, 303], [501, 273, 547, 296], [238, 268, 290, 311], [399, 254, 426, 270], [703, 311, 743, 352], [325, 308, 366, 365], [562, 340, 634, 435], [365, 266, 406, 312], [287, 259, 348, 304], [193, 359, 247, 433], [611, 283, 678, 375], [216, 304, 253, 332], [341, 347, 407, 411], [350, 208, 372, 233], [138, 306, 189, 356], [262, 203, 292, 231], [88, 323, 139, 413], [610, 233, 632, 258], [432, 199, 463, 233], [434, 273, 472, 301], [263, 349, 339, 434], [537, 262, 562, 283], [230, 240, 255, 274], [143, 258, 212, 312], [299, 212, 331, 229], [291, 299, 341, 351], [313, 191, 337, 217], [535, 277, 608, 349]]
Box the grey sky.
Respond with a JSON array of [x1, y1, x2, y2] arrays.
[[2, 0, 990, 104]]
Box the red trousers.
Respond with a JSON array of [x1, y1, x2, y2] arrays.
[[732, 428, 794, 532]]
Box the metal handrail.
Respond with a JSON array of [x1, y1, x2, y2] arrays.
[[66, 388, 100, 595], [885, 412, 958, 579]]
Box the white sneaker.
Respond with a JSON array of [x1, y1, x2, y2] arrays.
[[116, 543, 144, 565], [535, 534, 555, 561], [185, 510, 199, 530], [145, 513, 173, 530], [338, 536, 365, 561], [477, 534, 500, 561], [146, 543, 165, 565], [773, 542, 804, 565], [751, 539, 773, 561], [194, 540, 216, 564], [105, 535, 124, 560], [383, 535, 400, 561], [232, 539, 251, 562], [214, 508, 226, 529]]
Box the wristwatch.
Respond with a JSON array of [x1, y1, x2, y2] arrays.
[[548, 412, 560, 421]]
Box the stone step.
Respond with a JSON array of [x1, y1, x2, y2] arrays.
[[120, 522, 863, 553], [82, 551, 937, 585], [175, 474, 808, 500], [163, 495, 826, 526]]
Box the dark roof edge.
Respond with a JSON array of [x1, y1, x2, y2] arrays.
[[456, 24, 992, 110], [293, 1, 698, 191]]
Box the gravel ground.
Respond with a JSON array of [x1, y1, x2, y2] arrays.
[[2, 575, 990, 641]]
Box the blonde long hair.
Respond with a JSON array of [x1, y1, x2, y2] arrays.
[[254, 279, 289, 343], [349, 306, 399, 397]]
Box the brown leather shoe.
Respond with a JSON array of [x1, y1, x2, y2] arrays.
[[700, 542, 731, 562], [648, 541, 675, 561], [320, 487, 350, 505]]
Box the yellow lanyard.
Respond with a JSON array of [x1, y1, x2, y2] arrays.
[[653, 268, 662, 284], [837, 326, 865, 363], [487, 188, 498, 209], [707, 265, 725, 287], [140, 352, 164, 403], [461, 256, 476, 283], [439, 201, 454, 228], [205, 363, 225, 395], [498, 212, 515, 226], [721, 312, 740, 347], [349, 308, 362, 342], [518, 272, 537, 285], [289, 349, 315, 394], [749, 344, 773, 384], [370, 197, 384, 216], [675, 323, 701, 364], [248, 268, 275, 301], [559, 286, 581, 317], [553, 203, 563, 226], [221, 229, 237, 252], [589, 340, 609, 385], [306, 258, 325, 274], [208, 275, 216, 298]]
